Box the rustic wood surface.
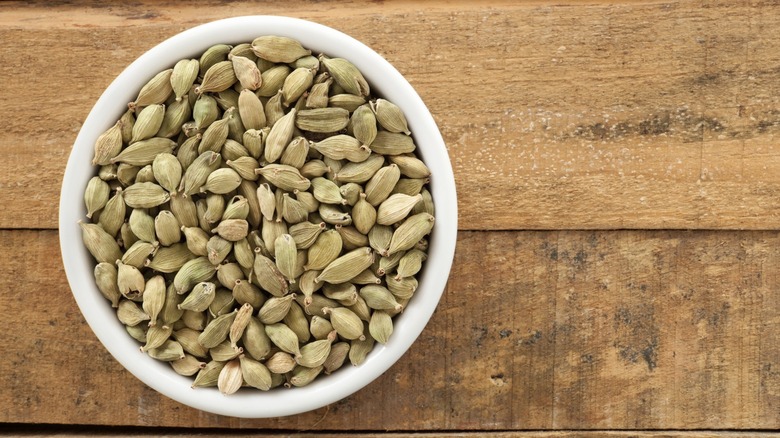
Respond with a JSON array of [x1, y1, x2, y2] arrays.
[[3, 230, 780, 430], [4, 433, 780, 438], [2, 0, 780, 436], [3, 0, 780, 230]]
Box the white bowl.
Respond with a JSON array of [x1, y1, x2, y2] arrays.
[[59, 16, 457, 418]]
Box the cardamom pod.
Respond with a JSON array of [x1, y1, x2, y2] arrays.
[[352, 193, 377, 234], [252, 253, 288, 297], [311, 177, 346, 205], [304, 230, 342, 271], [84, 176, 110, 218], [257, 64, 291, 97], [351, 104, 377, 145], [369, 310, 393, 344], [282, 67, 314, 106], [131, 104, 165, 143], [141, 275, 165, 326], [264, 323, 301, 359], [265, 351, 296, 374], [386, 275, 418, 300], [336, 225, 369, 251], [199, 43, 231, 75], [255, 164, 311, 192], [171, 354, 206, 376], [280, 136, 310, 169], [152, 153, 182, 194], [370, 131, 416, 155], [365, 164, 401, 206], [198, 117, 230, 154], [389, 154, 431, 179], [117, 260, 145, 300], [147, 339, 185, 361], [229, 302, 254, 347], [258, 294, 296, 324], [178, 281, 216, 312], [329, 94, 366, 112], [117, 299, 150, 326], [283, 301, 310, 343], [154, 210, 181, 246], [243, 129, 265, 159], [232, 55, 262, 90], [196, 61, 237, 94], [94, 262, 121, 307], [79, 221, 122, 264], [180, 151, 221, 195], [92, 121, 123, 165], [349, 327, 374, 366], [98, 188, 125, 237], [323, 342, 350, 374], [171, 58, 200, 101], [141, 323, 172, 351], [323, 307, 364, 340], [300, 159, 329, 179], [193, 94, 218, 129], [161, 283, 184, 325], [173, 257, 217, 294], [111, 137, 176, 166], [200, 168, 242, 194], [310, 315, 334, 340], [296, 334, 334, 368], [148, 240, 198, 273], [316, 247, 374, 284], [131, 69, 173, 108], [289, 365, 323, 387], [218, 358, 243, 395], [124, 182, 170, 208], [312, 134, 371, 163], [372, 98, 410, 135], [230, 43, 257, 61], [376, 193, 422, 226], [238, 89, 267, 130], [232, 279, 264, 309], [321, 57, 369, 97], [251, 36, 311, 63], [212, 219, 249, 241], [192, 360, 225, 388], [198, 310, 237, 349], [274, 234, 298, 283], [296, 107, 349, 133], [305, 77, 332, 109], [387, 213, 435, 256], [240, 355, 272, 391], [264, 108, 297, 163], [289, 221, 325, 249], [359, 285, 403, 312], [242, 316, 271, 361], [339, 182, 362, 206]]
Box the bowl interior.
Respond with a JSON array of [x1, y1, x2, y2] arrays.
[[59, 15, 457, 418]]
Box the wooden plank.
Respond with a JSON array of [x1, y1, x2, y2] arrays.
[[3, 1, 780, 230], [3, 230, 780, 429], [4, 432, 780, 438]]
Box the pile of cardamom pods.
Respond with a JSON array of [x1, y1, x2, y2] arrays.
[[79, 36, 435, 394]]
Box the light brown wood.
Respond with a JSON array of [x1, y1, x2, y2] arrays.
[[2, 1, 780, 230], [3, 229, 780, 429]]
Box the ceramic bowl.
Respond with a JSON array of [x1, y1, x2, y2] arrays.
[[59, 15, 457, 418]]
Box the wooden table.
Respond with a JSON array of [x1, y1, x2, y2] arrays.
[[2, 1, 780, 436]]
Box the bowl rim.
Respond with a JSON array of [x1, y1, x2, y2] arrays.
[[59, 15, 457, 418]]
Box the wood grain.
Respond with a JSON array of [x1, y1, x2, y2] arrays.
[[3, 1, 780, 230], [5, 433, 780, 438], [4, 229, 780, 429]]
